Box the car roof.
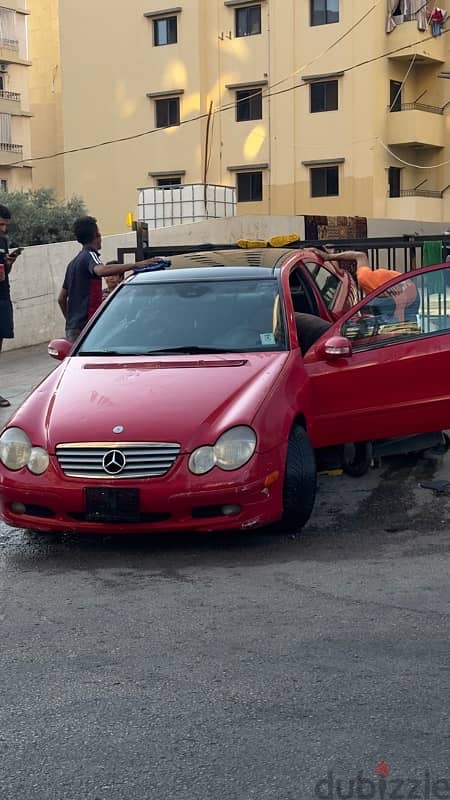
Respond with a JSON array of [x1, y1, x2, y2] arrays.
[[128, 248, 297, 284]]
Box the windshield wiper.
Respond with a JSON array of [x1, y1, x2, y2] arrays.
[[77, 350, 124, 356], [144, 346, 232, 355]]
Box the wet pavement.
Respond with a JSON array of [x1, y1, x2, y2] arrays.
[[1, 346, 450, 799]]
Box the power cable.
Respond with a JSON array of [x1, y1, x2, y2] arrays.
[[10, 26, 450, 168], [378, 140, 450, 169]]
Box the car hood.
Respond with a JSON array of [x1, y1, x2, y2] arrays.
[[13, 354, 289, 451]]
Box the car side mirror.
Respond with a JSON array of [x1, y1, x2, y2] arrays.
[[48, 338, 72, 361], [319, 336, 352, 361]]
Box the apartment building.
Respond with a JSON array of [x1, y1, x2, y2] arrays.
[[28, 1, 450, 233], [28, 0, 63, 198], [0, 0, 32, 192]]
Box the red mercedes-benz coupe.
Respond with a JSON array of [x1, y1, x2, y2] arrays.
[[0, 248, 448, 535]]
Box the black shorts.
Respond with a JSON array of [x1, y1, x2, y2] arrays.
[[0, 298, 13, 338]]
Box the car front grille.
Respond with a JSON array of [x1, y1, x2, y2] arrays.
[[55, 442, 181, 479]]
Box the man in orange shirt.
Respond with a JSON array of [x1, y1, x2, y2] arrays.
[[320, 249, 419, 322]]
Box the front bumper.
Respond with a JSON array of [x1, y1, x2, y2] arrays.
[[0, 449, 285, 534]]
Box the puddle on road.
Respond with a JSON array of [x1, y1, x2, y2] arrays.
[[1, 453, 450, 576]]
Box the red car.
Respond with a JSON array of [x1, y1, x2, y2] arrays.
[[0, 248, 448, 535]]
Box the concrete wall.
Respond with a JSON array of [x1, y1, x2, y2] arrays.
[[5, 232, 136, 351], [148, 214, 447, 245]]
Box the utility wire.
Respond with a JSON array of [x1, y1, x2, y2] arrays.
[[10, 26, 450, 168], [378, 140, 450, 169]]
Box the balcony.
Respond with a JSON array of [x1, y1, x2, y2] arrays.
[[1, 1, 28, 12], [0, 89, 21, 114], [0, 141, 22, 166], [400, 189, 443, 199], [386, 195, 444, 222], [387, 103, 445, 148], [387, 20, 447, 64], [0, 38, 30, 66]]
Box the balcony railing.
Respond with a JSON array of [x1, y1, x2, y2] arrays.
[[0, 142, 22, 153], [400, 189, 443, 199], [389, 102, 444, 115], [0, 38, 18, 51], [0, 89, 20, 102]]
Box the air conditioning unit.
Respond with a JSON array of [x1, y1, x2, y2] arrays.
[[0, 65, 8, 73]]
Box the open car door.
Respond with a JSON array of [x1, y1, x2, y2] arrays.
[[303, 263, 450, 449]]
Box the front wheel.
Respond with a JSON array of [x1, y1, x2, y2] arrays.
[[279, 426, 317, 531]]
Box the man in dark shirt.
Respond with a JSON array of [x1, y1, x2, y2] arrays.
[[58, 216, 159, 341], [0, 204, 22, 407]]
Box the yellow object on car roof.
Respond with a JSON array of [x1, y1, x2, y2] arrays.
[[236, 239, 267, 249], [236, 233, 301, 249], [269, 234, 301, 247]]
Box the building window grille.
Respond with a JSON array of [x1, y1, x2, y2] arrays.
[[235, 5, 261, 37], [155, 97, 180, 128], [310, 165, 339, 197], [153, 16, 177, 46], [237, 171, 263, 202]]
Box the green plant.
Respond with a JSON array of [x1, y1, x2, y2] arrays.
[[0, 189, 88, 247]]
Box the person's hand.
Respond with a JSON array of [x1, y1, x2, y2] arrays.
[[304, 247, 328, 259]]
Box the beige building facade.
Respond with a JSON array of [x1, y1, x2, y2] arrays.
[[28, 1, 450, 233], [28, 0, 64, 198], [0, 0, 32, 192]]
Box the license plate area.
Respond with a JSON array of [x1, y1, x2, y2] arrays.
[[85, 487, 140, 523]]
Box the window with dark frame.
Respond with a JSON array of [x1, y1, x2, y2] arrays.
[[236, 88, 263, 121], [155, 97, 180, 128], [388, 167, 401, 198], [237, 171, 263, 202], [310, 0, 339, 26], [235, 5, 261, 37], [156, 177, 183, 187], [310, 80, 338, 113], [0, 179, 7, 192], [310, 165, 339, 197], [389, 79, 403, 112], [153, 16, 177, 46]]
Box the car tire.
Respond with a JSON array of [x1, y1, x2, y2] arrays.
[[342, 442, 372, 477], [280, 425, 317, 531]]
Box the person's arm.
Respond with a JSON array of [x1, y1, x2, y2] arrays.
[[321, 250, 370, 269], [58, 287, 68, 318], [4, 248, 22, 275], [93, 257, 163, 278]]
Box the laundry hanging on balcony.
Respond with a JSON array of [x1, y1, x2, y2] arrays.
[[429, 7, 448, 35], [386, 0, 428, 33]]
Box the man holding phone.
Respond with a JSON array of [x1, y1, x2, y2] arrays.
[[0, 204, 21, 408]]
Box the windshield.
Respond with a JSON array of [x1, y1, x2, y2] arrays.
[[77, 279, 287, 356]]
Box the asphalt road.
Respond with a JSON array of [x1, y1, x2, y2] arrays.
[[1, 347, 450, 800]]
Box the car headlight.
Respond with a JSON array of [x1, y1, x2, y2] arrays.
[[28, 447, 50, 475], [189, 426, 257, 475], [0, 428, 49, 474]]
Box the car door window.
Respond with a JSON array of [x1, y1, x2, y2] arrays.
[[289, 267, 318, 315], [341, 267, 450, 351], [302, 261, 340, 310]]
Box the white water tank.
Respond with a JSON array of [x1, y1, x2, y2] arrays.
[[137, 183, 236, 230]]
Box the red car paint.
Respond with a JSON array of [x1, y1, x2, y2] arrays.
[[1, 250, 446, 535]]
